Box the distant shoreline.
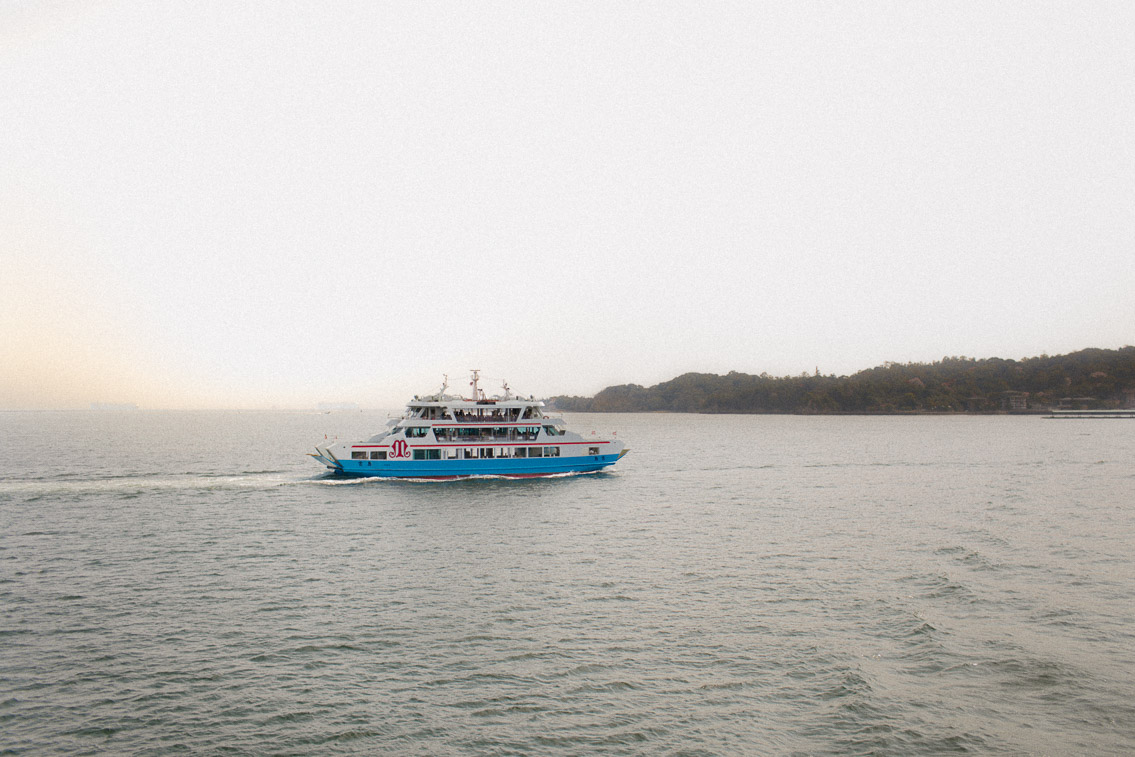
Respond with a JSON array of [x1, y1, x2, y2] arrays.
[[550, 347, 1135, 415], [555, 408, 1058, 416]]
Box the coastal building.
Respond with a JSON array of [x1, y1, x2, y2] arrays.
[[1057, 397, 1097, 410], [1000, 391, 1029, 411]]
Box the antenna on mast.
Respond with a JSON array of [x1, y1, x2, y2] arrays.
[[470, 369, 481, 401]]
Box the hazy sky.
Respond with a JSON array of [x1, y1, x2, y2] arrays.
[[2, 1, 1132, 409]]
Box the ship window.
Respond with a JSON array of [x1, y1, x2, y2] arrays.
[[528, 447, 542, 457], [351, 450, 367, 459], [371, 451, 387, 460], [479, 448, 494, 458], [413, 449, 425, 460], [544, 446, 560, 457], [589, 447, 599, 455], [447, 449, 458, 459], [514, 447, 527, 458], [406, 427, 429, 438]]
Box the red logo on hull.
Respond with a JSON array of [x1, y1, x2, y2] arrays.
[[390, 440, 410, 458]]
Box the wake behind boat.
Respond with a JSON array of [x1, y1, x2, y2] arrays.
[[310, 371, 628, 479]]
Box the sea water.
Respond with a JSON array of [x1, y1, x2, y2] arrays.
[[1, 411, 1133, 755]]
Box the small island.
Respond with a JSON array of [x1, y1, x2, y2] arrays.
[[552, 347, 1135, 414]]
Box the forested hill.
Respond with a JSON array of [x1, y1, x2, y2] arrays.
[[551, 347, 1135, 414]]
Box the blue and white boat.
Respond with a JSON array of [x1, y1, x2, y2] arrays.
[[310, 371, 628, 479]]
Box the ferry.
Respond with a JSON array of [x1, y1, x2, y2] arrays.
[[309, 371, 628, 479]]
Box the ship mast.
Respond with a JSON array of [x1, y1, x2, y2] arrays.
[[470, 369, 481, 401]]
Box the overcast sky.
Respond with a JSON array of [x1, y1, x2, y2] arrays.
[[2, 1, 1132, 409]]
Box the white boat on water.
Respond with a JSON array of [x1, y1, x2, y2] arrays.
[[310, 371, 628, 479]]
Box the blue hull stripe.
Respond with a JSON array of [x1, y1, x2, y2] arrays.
[[333, 453, 623, 478]]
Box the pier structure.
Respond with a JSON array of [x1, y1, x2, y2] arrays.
[[1045, 409, 1135, 419]]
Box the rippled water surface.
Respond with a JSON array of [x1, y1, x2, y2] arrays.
[[2, 411, 1134, 755]]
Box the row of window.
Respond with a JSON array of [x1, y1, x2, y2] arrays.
[[434, 426, 541, 442], [351, 446, 585, 461], [411, 407, 543, 422], [413, 447, 563, 459], [397, 425, 565, 442]]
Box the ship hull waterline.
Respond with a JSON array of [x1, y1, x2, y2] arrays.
[[312, 450, 628, 479]]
